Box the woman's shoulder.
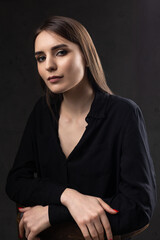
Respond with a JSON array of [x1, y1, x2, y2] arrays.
[[103, 92, 145, 127], [108, 93, 141, 114], [32, 95, 47, 111], [27, 95, 48, 120]]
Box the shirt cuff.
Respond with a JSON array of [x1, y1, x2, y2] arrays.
[[48, 204, 74, 226]]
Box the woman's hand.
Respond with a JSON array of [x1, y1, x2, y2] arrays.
[[18, 205, 51, 240], [61, 188, 118, 240]]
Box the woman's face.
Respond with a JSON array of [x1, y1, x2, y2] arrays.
[[34, 30, 88, 94]]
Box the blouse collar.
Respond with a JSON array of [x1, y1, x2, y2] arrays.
[[50, 87, 110, 120]]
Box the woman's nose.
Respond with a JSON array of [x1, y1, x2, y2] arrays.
[[45, 56, 57, 71]]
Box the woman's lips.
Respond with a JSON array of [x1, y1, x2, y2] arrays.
[[48, 77, 63, 83]]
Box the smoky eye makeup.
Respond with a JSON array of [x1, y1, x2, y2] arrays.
[[56, 49, 68, 56], [34, 44, 71, 63], [35, 49, 68, 62], [35, 55, 46, 62]]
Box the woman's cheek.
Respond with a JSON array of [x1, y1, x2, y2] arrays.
[[66, 59, 81, 77], [60, 58, 73, 73], [38, 66, 45, 81]]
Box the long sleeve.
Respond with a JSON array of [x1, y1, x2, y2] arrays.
[[48, 204, 73, 225], [100, 104, 157, 235], [5, 102, 67, 206]]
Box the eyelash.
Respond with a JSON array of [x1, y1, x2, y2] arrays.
[[36, 50, 68, 63], [57, 50, 67, 56]]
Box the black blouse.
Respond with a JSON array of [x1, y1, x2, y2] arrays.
[[5, 88, 157, 235]]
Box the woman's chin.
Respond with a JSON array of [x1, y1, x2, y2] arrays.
[[48, 86, 66, 95]]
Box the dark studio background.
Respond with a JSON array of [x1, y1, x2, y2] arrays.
[[0, 0, 159, 239]]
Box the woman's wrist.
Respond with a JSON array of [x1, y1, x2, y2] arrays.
[[60, 188, 78, 206], [43, 205, 51, 227]]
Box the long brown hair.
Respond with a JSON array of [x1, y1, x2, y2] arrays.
[[34, 15, 113, 121]]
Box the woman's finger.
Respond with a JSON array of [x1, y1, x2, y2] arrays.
[[79, 224, 92, 240], [19, 217, 25, 239], [97, 198, 119, 215], [18, 207, 31, 212], [93, 218, 105, 240], [25, 227, 30, 239], [87, 222, 99, 240], [100, 212, 113, 240], [27, 231, 40, 240]]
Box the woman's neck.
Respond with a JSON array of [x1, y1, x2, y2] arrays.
[[60, 78, 95, 120]]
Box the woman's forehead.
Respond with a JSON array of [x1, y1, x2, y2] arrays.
[[34, 30, 74, 51]]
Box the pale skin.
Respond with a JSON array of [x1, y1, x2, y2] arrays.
[[19, 30, 119, 240]]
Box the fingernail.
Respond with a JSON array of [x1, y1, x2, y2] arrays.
[[109, 239, 112, 240], [113, 209, 119, 212], [18, 207, 23, 210], [19, 235, 22, 239]]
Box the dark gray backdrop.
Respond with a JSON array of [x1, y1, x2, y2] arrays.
[[1, 0, 159, 239]]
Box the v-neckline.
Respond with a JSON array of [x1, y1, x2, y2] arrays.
[[56, 91, 97, 161], [57, 122, 89, 161]]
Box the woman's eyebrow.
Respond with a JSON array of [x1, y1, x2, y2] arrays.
[[34, 44, 69, 56]]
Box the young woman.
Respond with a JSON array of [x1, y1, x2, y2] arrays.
[[6, 16, 157, 240]]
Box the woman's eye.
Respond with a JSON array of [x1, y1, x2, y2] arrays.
[[36, 56, 45, 62], [56, 50, 67, 56]]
